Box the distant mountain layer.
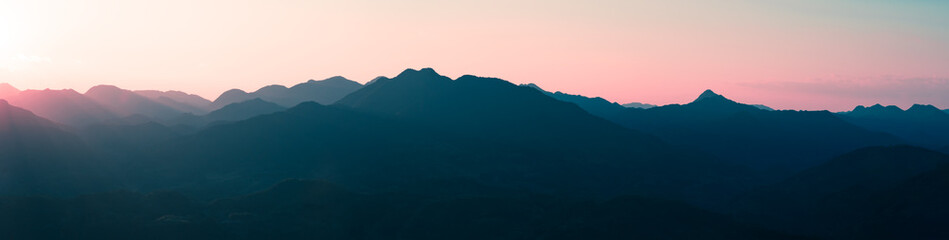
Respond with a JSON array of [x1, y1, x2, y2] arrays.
[[1, 89, 118, 126], [211, 76, 363, 109], [0, 83, 214, 126], [85, 85, 185, 120], [839, 104, 949, 147], [622, 102, 657, 109], [0, 179, 806, 240], [732, 145, 949, 239], [135, 90, 213, 114]]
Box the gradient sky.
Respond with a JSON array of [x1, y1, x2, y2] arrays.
[[1, 0, 947, 111]]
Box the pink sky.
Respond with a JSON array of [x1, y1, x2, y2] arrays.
[[1, 0, 947, 111]]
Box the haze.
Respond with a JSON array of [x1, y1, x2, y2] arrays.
[[1, 0, 947, 111]]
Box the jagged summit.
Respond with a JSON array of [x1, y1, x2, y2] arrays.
[[395, 68, 448, 81], [906, 104, 943, 114], [366, 76, 390, 86], [850, 104, 905, 116], [693, 89, 729, 103]]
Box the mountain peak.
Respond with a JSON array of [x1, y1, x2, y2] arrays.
[[395, 68, 446, 80], [692, 89, 731, 103], [906, 104, 947, 116], [907, 104, 941, 112], [322, 76, 351, 82]]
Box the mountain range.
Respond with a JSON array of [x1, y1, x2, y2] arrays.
[[210, 76, 362, 109], [1, 68, 948, 239]]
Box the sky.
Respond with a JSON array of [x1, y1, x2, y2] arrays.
[[0, 0, 947, 111]]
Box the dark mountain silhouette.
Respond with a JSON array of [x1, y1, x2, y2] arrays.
[[521, 83, 627, 119], [334, 68, 755, 207], [2, 89, 118, 126], [5, 69, 949, 239], [135, 90, 213, 114], [85, 85, 185, 120], [839, 104, 949, 148], [134, 69, 759, 210], [622, 101, 657, 109], [608, 89, 901, 178], [167, 98, 287, 128], [210, 76, 363, 109], [335, 68, 662, 150], [0, 100, 112, 195], [731, 145, 949, 238]]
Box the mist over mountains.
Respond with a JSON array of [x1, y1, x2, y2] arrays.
[[1, 68, 948, 239]]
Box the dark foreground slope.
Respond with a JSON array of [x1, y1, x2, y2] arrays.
[[0, 179, 808, 240], [731, 145, 949, 239]]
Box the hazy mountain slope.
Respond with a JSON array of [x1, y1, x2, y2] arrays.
[[2, 89, 118, 126], [85, 85, 185, 120], [135, 90, 213, 114], [0, 100, 112, 195], [0, 83, 19, 98]]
